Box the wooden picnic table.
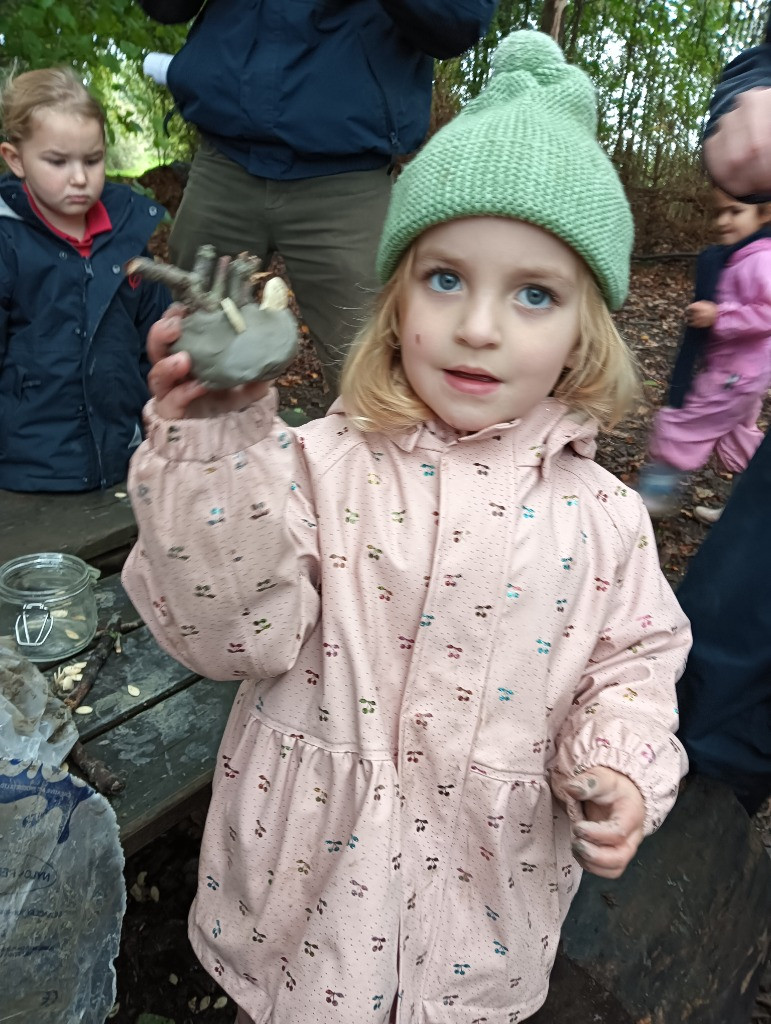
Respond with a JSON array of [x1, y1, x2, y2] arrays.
[[46, 571, 239, 856], [0, 485, 138, 576]]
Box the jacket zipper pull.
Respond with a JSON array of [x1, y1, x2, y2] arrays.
[[83, 258, 94, 279]]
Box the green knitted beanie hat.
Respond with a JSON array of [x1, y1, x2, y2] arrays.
[[376, 30, 633, 310]]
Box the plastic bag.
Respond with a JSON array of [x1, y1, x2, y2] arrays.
[[0, 647, 125, 1023]]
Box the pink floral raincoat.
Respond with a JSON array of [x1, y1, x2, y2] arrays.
[[122, 393, 690, 1024]]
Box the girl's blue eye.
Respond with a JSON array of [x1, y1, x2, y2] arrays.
[[428, 271, 461, 293], [517, 286, 553, 309]]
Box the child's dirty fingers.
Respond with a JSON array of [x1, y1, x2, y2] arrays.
[[147, 315, 185, 364], [148, 353, 197, 403], [571, 834, 639, 879]]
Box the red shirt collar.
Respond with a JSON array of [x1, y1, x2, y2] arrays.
[[23, 184, 111, 257]]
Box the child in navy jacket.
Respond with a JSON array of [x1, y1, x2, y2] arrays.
[[0, 67, 170, 492]]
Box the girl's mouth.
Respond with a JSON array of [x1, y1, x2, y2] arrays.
[[444, 368, 501, 394]]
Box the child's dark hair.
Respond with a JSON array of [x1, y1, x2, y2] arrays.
[[1, 67, 105, 144]]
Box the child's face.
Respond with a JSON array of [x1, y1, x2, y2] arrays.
[[398, 218, 581, 432], [713, 188, 768, 245], [0, 108, 105, 236]]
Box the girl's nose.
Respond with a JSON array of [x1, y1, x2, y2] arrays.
[[70, 163, 87, 184], [456, 299, 501, 348]]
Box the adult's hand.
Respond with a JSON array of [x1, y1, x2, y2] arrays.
[[704, 87, 771, 199]]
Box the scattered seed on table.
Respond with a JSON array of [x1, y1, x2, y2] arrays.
[[127, 684, 141, 697], [150, 885, 160, 902], [65, 628, 80, 640], [60, 679, 74, 692], [199, 995, 211, 1011], [214, 996, 228, 1010], [169, 973, 179, 986], [51, 609, 68, 618], [114, 491, 127, 499], [75, 705, 93, 715]]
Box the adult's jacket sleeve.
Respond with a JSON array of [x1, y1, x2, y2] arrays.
[[379, 0, 496, 58], [122, 390, 322, 682]]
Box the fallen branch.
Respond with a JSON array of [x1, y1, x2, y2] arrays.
[[64, 613, 121, 710], [68, 739, 125, 795], [93, 617, 142, 641]]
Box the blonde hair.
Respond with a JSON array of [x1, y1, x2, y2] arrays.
[[1, 67, 105, 145], [341, 243, 639, 433]]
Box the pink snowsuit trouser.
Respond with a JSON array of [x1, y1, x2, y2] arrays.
[[649, 365, 766, 473]]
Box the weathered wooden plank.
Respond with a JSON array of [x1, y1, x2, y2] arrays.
[[60, 626, 202, 742], [94, 571, 140, 623], [81, 677, 240, 856], [0, 485, 136, 569]]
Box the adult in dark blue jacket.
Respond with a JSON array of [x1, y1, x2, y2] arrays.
[[676, 14, 771, 815], [136, 0, 496, 396], [0, 177, 170, 491]]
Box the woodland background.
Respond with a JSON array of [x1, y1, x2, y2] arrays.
[[2, 0, 771, 254]]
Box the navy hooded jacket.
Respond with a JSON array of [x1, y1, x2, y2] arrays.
[[0, 178, 170, 492], [137, 0, 496, 179]]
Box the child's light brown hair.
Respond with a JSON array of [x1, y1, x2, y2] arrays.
[[341, 243, 639, 434], [1, 67, 105, 145]]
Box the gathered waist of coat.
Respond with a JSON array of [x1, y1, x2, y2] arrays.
[[202, 133, 392, 182]]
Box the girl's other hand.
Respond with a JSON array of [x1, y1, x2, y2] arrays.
[[566, 766, 645, 879], [146, 305, 270, 420], [685, 300, 718, 328]]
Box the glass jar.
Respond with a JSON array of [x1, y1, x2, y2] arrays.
[[0, 553, 100, 663]]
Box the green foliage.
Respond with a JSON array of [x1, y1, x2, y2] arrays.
[[435, 0, 771, 191], [0, 0, 190, 167], [1, 0, 770, 192]]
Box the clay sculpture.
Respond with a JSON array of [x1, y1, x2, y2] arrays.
[[125, 245, 299, 388]]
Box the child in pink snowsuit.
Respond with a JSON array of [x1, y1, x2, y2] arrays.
[[122, 32, 690, 1024], [642, 188, 771, 521]]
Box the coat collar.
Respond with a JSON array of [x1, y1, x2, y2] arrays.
[[328, 397, 598, 471]]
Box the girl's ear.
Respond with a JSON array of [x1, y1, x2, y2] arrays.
[[0, 142, 24, 178]]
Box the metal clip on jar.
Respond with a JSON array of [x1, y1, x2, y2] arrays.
[[0, 553, 100, 663]]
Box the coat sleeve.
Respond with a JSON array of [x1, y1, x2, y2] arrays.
[[135, 0, 203, 23], [548, 497, 691, 836], [713, 248, 771, 344], [377, 0, 496, 59], [132, 249, 172, 383], [121, 390, 322, 681], [0, 241, 11, 370]]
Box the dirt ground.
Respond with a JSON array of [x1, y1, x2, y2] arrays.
[[106, 255, 771, 1024]]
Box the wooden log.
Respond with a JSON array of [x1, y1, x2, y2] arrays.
[[530, 774, 771, 1024]]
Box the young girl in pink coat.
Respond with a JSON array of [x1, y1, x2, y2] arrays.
[[122, 31, 690, 1024], [640, 188, 771, 522]]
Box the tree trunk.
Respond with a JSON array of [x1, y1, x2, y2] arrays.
[[539, 0, 568, 41]]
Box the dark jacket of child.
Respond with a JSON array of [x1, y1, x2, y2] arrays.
[[0, 177, 170, 492]]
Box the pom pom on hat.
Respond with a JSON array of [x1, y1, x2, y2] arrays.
[[376, 30, 633, 310]]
